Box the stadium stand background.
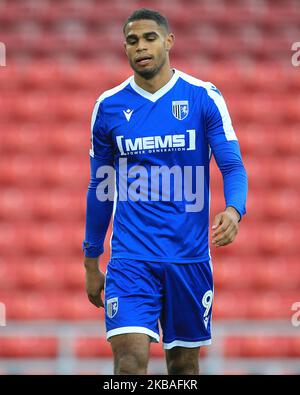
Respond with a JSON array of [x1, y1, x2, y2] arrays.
[[0, 0, 300, 374]]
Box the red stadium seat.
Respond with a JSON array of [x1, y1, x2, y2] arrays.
[[0, 291, 105, 320], [59, 293, 105, 320], [74, 337, 208, 358], [0, 188, 34, 221], [0, 124, 90, 155], [0, 222, 84, 255], [214, 256, 300, 290], [42, 126, 89, 154], [75, 338, 113, 358], [247, 292, 298, 319], [0, 255, 94, 291], [213, 291, 250, 319], [275, 126, 300, 155], [0, 155, 43, 187], [33, 188, 85, 221], [42, 156, 89, 187], [0, 337, 58, 358], [0, 258, 19, 290], [243, 187, 300, 221], [0, 154, 90, 188], [224, 336, 300, 358], [19, 260, 67, 290], [1, 292, 61, 320], [214, 291, 297, 319]]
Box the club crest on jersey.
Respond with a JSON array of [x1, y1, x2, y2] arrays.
[[107, 297, 118, 318], [172, 100, 189, 120]]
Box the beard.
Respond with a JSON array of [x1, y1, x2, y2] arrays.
[[130, 55, 166, 80]]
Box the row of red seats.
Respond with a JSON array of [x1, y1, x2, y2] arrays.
[[239, 124, 300, 156], [0, 94, 94, 122], [1, 335, 300, 359], [0, 188, 86, 221], [1, 154, 299, 188], [0, 291, 105, 320], [1, 124, 299, 156], [71, 336, 300, 358], [0, 290, 297, 320], [0, 155, 90, 187], [2, 34, 293, 62], [2, 62, 297, 93], [224, 336, 300, 357], [0, 255, 299, 291], [213, 256, 300, 290], [0, 18, 296, 41], [0, 185, 299, 222], [0, 337, 58, 358], [0, 2, 298, 28], [1, 28, 294, 48], [0, 336, 208, 358], [0, 124, 90, 155], [75, 337, 208, 358], [0, 257, 86, 290], [0, 222, 85, 255]]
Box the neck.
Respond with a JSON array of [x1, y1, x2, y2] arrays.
[[134, 62, 174, 94]]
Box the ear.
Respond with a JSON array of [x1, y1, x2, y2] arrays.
[[165, 33, 175, 52]]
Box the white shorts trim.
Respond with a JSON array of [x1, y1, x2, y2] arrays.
[[163, 339, 211, 349], [107, 326, 160, 343]]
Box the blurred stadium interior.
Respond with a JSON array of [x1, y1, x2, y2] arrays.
[[0, 0, 300, 374]]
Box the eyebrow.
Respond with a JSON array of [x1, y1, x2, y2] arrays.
[[125, 31, 159, 40]]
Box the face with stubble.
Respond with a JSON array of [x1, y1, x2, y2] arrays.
[[123, 19, 174, 80]]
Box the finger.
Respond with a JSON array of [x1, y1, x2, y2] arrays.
[[212, 217, 231, 239], [212, 220, 231, 238], [213, 224, 235, 245], [215, 226, 236, 246], [213, 213, 239, 238], [215, 236, 231, 247], [88, 295, 99, 307], [94, 292, 104, 308], [88, 293, 102, 308], [212, 214, 222, 230], [214, 236, 228, 247], [99, 297, 104, 308]]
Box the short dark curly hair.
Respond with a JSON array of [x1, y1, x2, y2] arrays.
[[123, 8, 170, 35]]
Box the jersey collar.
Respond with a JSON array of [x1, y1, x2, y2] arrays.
[[129, 68, 179, 102]]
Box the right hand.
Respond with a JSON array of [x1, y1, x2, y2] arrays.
[[84, 257, 105, 308]]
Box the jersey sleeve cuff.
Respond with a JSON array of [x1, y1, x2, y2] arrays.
[[82, 241, 104, 258]]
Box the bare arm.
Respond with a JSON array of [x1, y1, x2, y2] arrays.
[[84, 257, 105, 308]]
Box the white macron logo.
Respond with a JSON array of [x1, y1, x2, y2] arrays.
[[123, 108, 134, 121]]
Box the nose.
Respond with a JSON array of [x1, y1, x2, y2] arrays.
[[136, 38, 148, 52]]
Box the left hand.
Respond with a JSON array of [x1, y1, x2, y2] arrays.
[[211, 207, 240, 248], [84, 257, 105, 308]]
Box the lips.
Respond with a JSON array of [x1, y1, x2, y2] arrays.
[[135, 55, 153, 65]]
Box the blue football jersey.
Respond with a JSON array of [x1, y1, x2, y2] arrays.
[[83, 69, 248, 263]]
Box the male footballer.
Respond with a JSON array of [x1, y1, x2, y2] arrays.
[[83, 8, 248, 375]]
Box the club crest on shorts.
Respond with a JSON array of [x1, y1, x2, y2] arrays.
[[172, 100, 189, 120], [107, 297, 118, 318]]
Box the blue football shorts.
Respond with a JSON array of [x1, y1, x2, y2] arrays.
[[104, 258, 214, 349]]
